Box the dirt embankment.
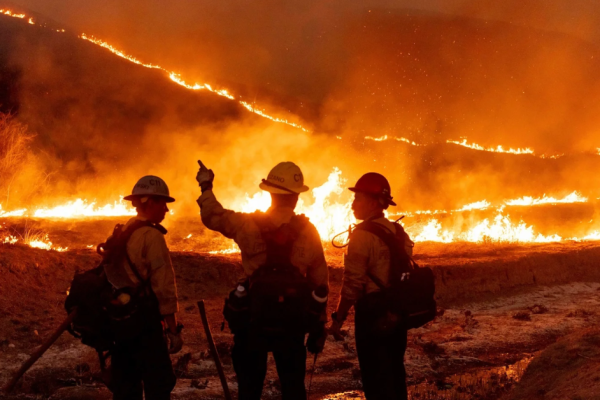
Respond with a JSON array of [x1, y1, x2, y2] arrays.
[[502, 328, 600, 400], [417, 242, 600, 305]]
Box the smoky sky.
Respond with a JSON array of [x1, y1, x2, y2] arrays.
[[3, 0, 600, 213], [8, 0, 600, 107]]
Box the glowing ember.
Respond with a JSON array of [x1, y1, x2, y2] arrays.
[[363, 135, 424, 146], [208, 244, 241, 254], [395, 137, 423, 146], [365, 135, 388, 142], [447, 138, 534, 155], [2, 233, 67, 251], [3, 235, 17, 244]]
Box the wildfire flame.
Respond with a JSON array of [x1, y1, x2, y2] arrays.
[[447, 138, 534, 155], [234, 169, 600, 244], [3, 8, 600, 248], [0, 8, 309, 132], [0, 9, 25, 19], [2, 233, 67, 252], [364, 135, 423, 146], [0, 199, 135, 219], [505, 191, 587, 206]]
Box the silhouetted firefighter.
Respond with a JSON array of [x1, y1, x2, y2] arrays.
[[329, 173, 437, 400], [65, 175, 183, 400], [196, 160, 329, 400]]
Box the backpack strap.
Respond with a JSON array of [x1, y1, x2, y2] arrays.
[[122, 220, 166, 286], [103, 219, 166, 288], [252, 212, 309, 269], [353, 220, 413, 290]]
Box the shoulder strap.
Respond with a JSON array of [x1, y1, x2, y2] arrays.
[[120, 220, 164, 285], [354, 220, 412, 288], [252, 212, 309, 269]]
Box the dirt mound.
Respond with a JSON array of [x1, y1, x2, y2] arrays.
[[503, 328, 600, 400]]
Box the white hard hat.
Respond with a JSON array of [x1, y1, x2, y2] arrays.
[[259, 162, 309, 195], [124, 175, 175, 203]]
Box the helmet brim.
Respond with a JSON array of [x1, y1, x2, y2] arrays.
[[124, 194, 176, 203], [259, 181, 309, 195], [348, 187, 396, 206]]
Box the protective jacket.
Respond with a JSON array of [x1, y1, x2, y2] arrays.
[[341, 217, 413, 302], [197, 190, 328, 289], [111, 216, 179, 316]]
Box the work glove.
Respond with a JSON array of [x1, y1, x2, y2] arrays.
[[166, 329, 184, 354], [306, 323, 327, 354], [327, 312, 345, 342], [196, 160, 215, 192]]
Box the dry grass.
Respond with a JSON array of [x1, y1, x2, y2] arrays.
[[0, 112, 34, 206]]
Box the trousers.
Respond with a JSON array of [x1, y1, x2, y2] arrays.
[[110, 322, 176, 400], [355, 300, 408, 400], [232, 330, 307, 400]]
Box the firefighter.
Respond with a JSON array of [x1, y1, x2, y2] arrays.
[[110, 175, 182, 400], [329, 173, 411, 400], [196, 160, 329, 400]]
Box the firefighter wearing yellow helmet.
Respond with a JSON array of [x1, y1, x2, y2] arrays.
[[108, 175, 182, 400], [196, 161, 328, 400]]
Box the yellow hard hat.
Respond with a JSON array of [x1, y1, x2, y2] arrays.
[[124, 175, 175, 202], [259, 162, 309, 195]]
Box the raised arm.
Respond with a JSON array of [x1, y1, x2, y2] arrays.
[[195, 159, 248, 239]]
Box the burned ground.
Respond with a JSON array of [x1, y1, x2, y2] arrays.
[[1, 240, 600, 399]]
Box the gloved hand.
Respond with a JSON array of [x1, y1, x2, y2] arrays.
[[166, 330, 183, 354], [196, 160, 215, 192], [327, 315, 345, 342], [306, 324, 326, 354]]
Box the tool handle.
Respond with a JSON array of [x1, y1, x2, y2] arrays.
[[197, 300, 232, 400], [3, 309, 78, 393]]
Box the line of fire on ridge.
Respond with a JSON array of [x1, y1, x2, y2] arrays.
[[1, 9, 308, 132]]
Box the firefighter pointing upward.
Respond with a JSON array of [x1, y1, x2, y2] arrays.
[[196, 161, 329, 400]]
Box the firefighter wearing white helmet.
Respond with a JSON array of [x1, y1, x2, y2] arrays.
[[196, 160, 328, 400], [109, 175, 181, 400]]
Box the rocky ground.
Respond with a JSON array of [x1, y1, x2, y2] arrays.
[[1, 239, 600, 399]]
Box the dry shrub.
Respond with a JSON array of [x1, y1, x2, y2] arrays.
[[0, 112, 34, 205]]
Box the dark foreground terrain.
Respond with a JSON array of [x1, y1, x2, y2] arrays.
[[1, 240, 600, 399]]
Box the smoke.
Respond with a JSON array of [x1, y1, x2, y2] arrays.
[[3, 0, 600, 216]]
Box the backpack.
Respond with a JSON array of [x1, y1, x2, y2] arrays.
[[355, 220, 436, 330], [247, 212, 312, 335], [65, 220, 163, 351]]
